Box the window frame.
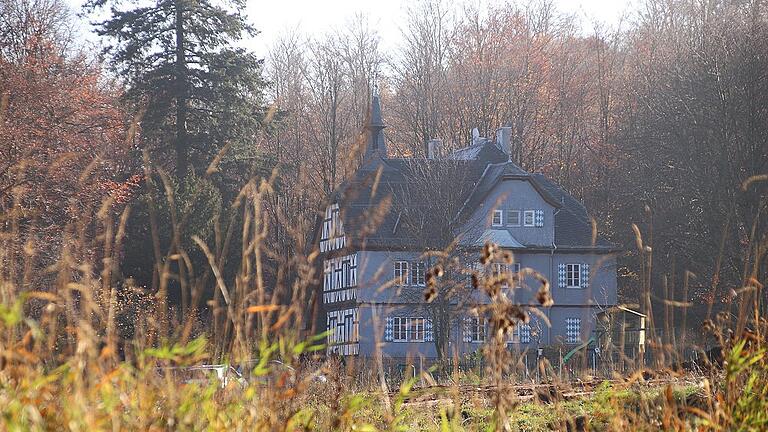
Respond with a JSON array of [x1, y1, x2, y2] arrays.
[[491, 209, 503, 226], [506, 209, 521, 226], [393, 260, 409, 286], [470, 317, 486, 343], [492, 262, 521, 289], [523, 210, 536, 227], [410, 317, 425, 342], [391, 317, 425, 342], [565, 263, 582, 289], [411, 261, 426, 286], [392, 317, 408, 342], [508, 322, 531, 344]]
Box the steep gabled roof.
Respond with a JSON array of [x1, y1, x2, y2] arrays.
[[334, 151, 499, 250], [318, 99, 614, 252], [449, 138, 509, 162], [530, 174, 613, 249], [454, 161, 562, 224], [327, 141, 614, 251]]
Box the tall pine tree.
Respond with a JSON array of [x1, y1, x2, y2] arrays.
[[84, 0, 270, 321], [86, 0, 265, 180]]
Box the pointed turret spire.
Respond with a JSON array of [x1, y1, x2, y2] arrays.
[[366, 93, 387, 159]]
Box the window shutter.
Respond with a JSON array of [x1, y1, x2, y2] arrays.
[[384, 317, 393, 342], [519, 323, 531, 344], [424, 319, 433, 342], [347, 253, 357, 287], [581, 264, 590, 289], [566, 318, 581, 343], [535, 210, 544, 227], [557, 263, 566, 288], [462, 318, 472, 343]]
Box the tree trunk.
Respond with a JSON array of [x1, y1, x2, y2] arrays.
[[175, 0, 188, 178]]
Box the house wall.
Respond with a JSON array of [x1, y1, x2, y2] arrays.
[[545, 306, 600, 346], [354, 302, 553, 359], [462, 252, 617, 307], [461, 179, 556, 247], [354, 250, 443, 303], [551, 253, 618, 306], [333, 249, 617, 358], [356, 304, 438, 359]]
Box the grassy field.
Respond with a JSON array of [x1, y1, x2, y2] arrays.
[[363, 381, 702, 431]]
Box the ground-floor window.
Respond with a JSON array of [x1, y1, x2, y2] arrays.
[[410, 317, 424, 341], [468, 317, 486, 342], [391, 317, 425, 342]]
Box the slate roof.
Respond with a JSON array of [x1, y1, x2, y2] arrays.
[[329, 136, 614, 252], [530, 174, 611, 248], [471, 229, 525, 248], [449, 137, 508, 162], [335, 154, 496, 249], [319, 96, 614, 253]]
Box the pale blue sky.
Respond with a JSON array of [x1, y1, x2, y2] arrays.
[[67, 0, 636, 57]]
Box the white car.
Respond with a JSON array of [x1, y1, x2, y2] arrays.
[[156, 365, 246, 388]]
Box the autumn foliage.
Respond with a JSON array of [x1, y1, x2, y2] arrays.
[[0, 0, 132, 262]]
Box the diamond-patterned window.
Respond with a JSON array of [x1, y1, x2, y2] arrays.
[[519, 323, 531, 343]]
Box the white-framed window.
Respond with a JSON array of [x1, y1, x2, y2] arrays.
[[523, 210, 536, 227], [391, 317, 425, 342], [565, 317, 581, 344], [410, 317, 424, 341], [565, 263, 582, 288], [392, 317, 408, 341], [394, 261, 409, 285], [492, 209, 503, 226], [470, 317, 486, 342], [506, 210, 521, 226], [492, 262, 521, 276], [492, 263, 521, 288], [465, 262, 483, 289], [411, 261, 426, 286], [492, 262, 504, 277]]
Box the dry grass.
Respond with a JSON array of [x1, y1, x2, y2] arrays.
[[0, 147, 765, 431]]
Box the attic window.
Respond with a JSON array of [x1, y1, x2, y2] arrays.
[[506, 210, 521, 226], [492, 210, 503, 226], [523, 210, 535, 227]]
